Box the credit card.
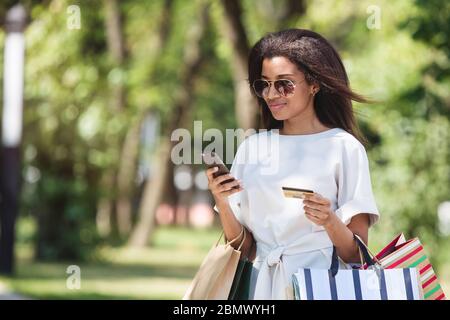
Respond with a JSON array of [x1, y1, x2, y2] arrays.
[[282, 187, 314, 199]]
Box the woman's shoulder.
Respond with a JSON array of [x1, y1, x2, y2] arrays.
[[331, 128, 366, 152], [236, 130, 271, 146]]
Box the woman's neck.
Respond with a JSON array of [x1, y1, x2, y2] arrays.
[[281, 117, 331, 135]]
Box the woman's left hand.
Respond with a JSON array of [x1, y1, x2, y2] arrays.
[[303, 193, 336, 227]]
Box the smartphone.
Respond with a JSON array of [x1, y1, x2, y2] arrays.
[[282, 187, 314, 199], [202, 151, 239, 188]]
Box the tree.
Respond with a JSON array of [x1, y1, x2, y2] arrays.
[[128, 0, 210, 247]]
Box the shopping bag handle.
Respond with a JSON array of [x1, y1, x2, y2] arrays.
[[330, 234, 378, 277], [353, 234, 376, 268], [236, 226, 246, 251], [217, 225, 245, 249], [353, 234, 381, 266]]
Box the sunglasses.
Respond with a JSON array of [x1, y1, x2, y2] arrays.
[[252, 79, 298, 98]]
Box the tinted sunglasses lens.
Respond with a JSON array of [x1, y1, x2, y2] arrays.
[[253, 80, 269, 97], [275, 80, 295, 96]]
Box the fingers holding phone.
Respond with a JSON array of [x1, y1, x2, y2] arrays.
[[206, 167, 243, 200], [203, 153, 244, 201]]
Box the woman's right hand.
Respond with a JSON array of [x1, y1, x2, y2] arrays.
[[206, 167, 244, 202]]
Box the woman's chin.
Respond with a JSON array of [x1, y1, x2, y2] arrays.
[[271, 113, 287, 121]]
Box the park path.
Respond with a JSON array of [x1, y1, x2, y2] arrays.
[[0, 282, 29, 300]]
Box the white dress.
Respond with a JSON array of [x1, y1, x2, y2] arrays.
[[215, 128, 380, 300]]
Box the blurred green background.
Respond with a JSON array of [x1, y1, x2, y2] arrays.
[[0, 0, 449, 299]]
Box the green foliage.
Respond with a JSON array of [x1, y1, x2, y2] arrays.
[[19, 0, 111, 260], [12, 0, 240, 260], [367, 0, 450, 270], [370, 113, 450, 267], [33, 172, 102, 261]]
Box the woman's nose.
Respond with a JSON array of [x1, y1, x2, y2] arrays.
[[266, 83, 280, 99]]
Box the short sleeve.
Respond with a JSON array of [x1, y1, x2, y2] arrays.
[[335, 141, 380, 227], [213, 139, 247, 226]]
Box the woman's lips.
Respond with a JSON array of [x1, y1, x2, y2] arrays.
[[268, 103, 286, 110]]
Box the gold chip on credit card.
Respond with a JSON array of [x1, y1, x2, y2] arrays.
[[282, 187, 314, 199]]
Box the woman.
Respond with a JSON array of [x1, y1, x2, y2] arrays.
[[206, 29, 379, 300]]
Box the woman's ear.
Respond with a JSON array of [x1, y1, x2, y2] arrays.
[[311, 84, 320, 96], [305, 73, 320, 95]]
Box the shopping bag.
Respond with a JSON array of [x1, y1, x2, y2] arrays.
[[183, 227, 245, 300], [369, 233, 446, 300], [228, 228, 254, 300], [293, 234, 423, 300]]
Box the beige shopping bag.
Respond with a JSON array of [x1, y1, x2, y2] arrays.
[[183, 226, 245, 300]]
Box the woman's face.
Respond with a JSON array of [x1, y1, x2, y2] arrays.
[[260, 56, 316, 121]]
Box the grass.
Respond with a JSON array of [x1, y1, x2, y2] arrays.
[[0, 226, 221, 299], [0, 224, 449, 299]]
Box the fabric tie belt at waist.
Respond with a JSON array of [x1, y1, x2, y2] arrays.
[[253, 232, 333, 300]]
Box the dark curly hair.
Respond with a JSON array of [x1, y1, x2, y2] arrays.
[[248, 28, 369, 145]]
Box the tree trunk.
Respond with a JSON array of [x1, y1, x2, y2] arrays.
[[96, 171, 114, 237], [115, 119, 141, 236], [101, 0, 175, 239], [151, 0, 179, 223], [220, 0, 259, 131], [220, 0, 308, 131], [128, 2, 210, 247], [102, 0, 132, 237], [104, 0, 126, 111], [276, 0, 306, 30], [127, 139, 169, 247]]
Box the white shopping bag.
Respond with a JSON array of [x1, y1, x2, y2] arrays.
[[293, 267, 422, 300]]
